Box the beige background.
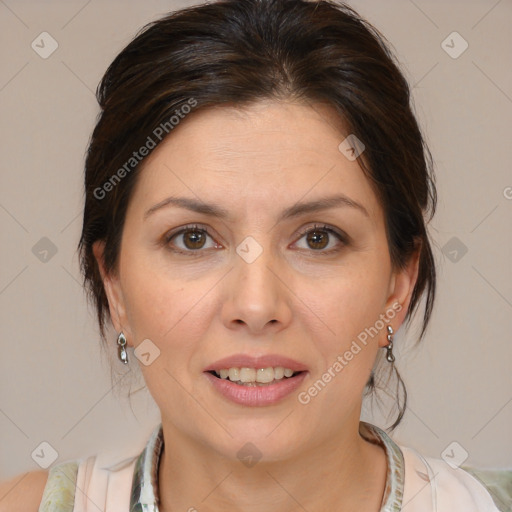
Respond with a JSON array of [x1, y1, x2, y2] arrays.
[[1, 0, 511, 480]]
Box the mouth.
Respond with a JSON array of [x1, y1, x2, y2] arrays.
[[203, 355, 308, 406]]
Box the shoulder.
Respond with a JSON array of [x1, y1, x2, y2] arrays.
[[461, 466, 512, 512], [400, 445, 503, 511], [0, 460, 80, 512], [0, 470, 49, 512]]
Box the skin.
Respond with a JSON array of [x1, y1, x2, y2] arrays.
[[94, 99, 420, 512]]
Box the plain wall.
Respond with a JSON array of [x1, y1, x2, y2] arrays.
[[1, 0, 511, 480]]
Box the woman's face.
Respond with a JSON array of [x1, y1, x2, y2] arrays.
[[95, 100, 418, 460]]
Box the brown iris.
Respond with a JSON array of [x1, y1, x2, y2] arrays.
[[306, 228, 329, 250], [182, 229, 207, 250]]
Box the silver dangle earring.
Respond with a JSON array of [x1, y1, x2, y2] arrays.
[[117, 332, 129, 364], [385, 325, 395, 363]]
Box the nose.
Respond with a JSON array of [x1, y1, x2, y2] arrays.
[[221, 241, 292, 334]]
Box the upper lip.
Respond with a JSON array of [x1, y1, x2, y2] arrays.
[[204, 354, 309, 372]]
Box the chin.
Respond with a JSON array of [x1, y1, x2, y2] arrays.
[[210, 420, 306, 462]]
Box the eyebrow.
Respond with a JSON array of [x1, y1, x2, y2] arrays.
[[143, 193, 369, 221]]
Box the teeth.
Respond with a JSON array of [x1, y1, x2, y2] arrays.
[[239, 368, 256, 383], [214, 366, 298, 384], [274, 367, 284, 379], [228, 368, 239, 381], [256, 368, 274, 383]]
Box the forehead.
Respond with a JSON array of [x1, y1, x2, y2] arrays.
[[128, 100, 383, 224]]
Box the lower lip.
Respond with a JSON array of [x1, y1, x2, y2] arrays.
[[203, 371, 308, 406]]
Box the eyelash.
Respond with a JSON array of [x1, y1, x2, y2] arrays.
[[164, 223, 348, 256]]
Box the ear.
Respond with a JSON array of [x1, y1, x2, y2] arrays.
[[92, 240, 133, 346], [380, 241, 422, 347]]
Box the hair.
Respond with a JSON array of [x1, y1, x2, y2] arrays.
[[78, 0, 437, 431]]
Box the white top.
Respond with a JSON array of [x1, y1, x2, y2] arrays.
[[38, 421, 503, 511]]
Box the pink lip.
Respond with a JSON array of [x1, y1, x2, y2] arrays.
[[203, 354, 308, 372], [204, 370, 308, 406]]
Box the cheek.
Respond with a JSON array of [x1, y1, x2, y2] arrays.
[[298, 257, 390, 409], [308, 261, 389, 346], [120, 250, 196, 342], [120, 250, 224, 369]]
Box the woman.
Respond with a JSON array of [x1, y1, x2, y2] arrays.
[[0, 0, 502, 510]]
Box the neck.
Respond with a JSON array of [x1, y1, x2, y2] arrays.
[[157, 420, 388, 512]]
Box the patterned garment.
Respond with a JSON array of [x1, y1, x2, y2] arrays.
[[38, 461, 79, 512], [128, 421, 405, 511]]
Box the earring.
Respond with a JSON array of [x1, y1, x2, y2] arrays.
[[385, 325, 395, 363], [117, 332, 129, 364]]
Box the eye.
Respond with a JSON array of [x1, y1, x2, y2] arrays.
[[163, 223, 347, 255], [294, 224, 347, 253], [165, 224, 220, 253]]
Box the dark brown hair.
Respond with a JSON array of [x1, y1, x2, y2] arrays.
[[78, 0, 437, 430]]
